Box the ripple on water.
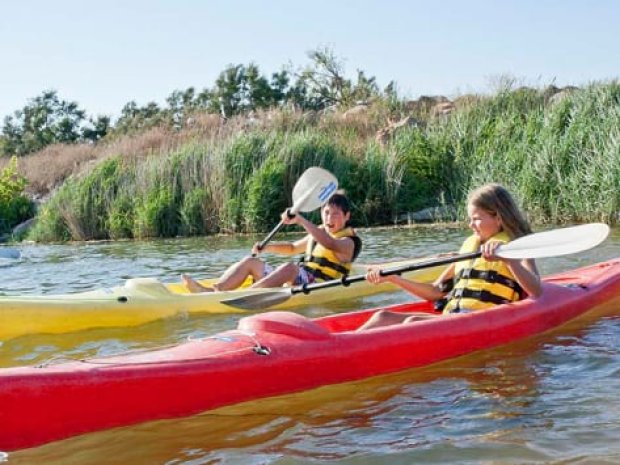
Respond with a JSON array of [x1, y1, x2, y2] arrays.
[[2, 228, 619, 465]]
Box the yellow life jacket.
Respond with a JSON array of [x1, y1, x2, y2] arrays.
[[301, 227, 362, 282], [442, 231, 524, 313]]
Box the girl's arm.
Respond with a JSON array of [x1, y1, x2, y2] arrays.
[[367, 263, 455, 301], [504, 258, 542, 298], [481, 241, 542, 298]]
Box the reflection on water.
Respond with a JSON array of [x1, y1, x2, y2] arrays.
[[2, 226, 620, 464]]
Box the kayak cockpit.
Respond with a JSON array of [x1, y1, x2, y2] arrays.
[[238, 312, 332, 340], [237, 301, 440, 338]]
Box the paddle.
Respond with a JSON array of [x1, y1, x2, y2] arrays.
[[223, 223, 610, 310], [253, 167, 338, 255]]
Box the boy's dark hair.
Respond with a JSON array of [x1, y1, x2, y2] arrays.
[[325, 191, 351, 214]]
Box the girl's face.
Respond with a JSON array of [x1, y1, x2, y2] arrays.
[[467, 204, 502, 242], [321, 204, 350, 233]]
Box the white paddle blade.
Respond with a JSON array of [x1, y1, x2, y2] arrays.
[[498, 223, 610, 259], [291, 167, 338, 213]]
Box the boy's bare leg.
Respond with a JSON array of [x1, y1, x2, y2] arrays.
[[182, 257, 266, 293], [252, 262, 299, 288], [181, 274, 214, 293]]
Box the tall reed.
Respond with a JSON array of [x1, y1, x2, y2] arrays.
[[28, 81, 619, 242]]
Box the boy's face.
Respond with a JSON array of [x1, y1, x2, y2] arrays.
[[321, 204, 350, 233]]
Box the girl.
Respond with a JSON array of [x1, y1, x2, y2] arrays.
[[359, 183, 541, 330]]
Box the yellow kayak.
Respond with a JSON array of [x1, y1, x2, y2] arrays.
[[0, 258, 447, 340]]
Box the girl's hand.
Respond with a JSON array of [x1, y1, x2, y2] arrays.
[[251, 242, 262, 255], [366, 265, 387, 285], [480, 240, 504, 261]]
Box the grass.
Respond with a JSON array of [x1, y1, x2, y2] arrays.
[[14, 80, 620, 242]]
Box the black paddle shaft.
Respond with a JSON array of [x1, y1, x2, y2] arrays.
[[255, 220, 284, 253], [253, 210, 297, 257], [290, 251, 481, 295]]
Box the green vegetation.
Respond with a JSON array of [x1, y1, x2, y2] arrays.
[[1, 90, 110, 156], [1, 48, 388, 156], [440, 82, 620, 223], [0, 157, 35, 235], [26, 80, 620, 242], [1, 47, 617, 242]]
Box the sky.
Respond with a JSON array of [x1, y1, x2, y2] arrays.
[[1, 0, 618, 120]]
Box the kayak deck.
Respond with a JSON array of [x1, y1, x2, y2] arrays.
[[0, 258, 446, 340]]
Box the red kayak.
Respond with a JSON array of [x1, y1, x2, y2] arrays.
[[1, 258, 619, 451]]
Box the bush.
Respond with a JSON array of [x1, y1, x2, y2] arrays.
[[180, 188, 215, 236], [107, 195, 135, 239], [25, 81, 620, 242], [243, 158, 288, 232], [133, 186, 179, 238], [0, 157, 35, 234]]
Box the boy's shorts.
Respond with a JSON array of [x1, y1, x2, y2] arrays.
[[262, 263, 316, 286]]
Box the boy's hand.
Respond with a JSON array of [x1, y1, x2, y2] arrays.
[[251, 242, 263, 255], [281, 209, 300, 225]]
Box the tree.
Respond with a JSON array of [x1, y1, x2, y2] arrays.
[[208, 63, 287, 117], [270, 70, 291, 105], [349, 70, 379, 103], [1, 90, 86, 156], [114, 100, 169, 134], [244, 63, 275, 110], [82, 115, 111, 143], [0, 156, 34, 233], [166, 87, 205, 128], [291, 47, 382, 110], [293, 47, 347, 109], [210, 64, 246, 118]]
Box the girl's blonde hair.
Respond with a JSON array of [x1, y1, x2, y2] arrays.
[[467, 183, 532, 239]]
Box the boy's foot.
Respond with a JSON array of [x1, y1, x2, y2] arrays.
[[181, 274, 215, 293]]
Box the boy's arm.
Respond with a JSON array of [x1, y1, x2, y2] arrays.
[[253, 236, 309, 256], [289, 214, 354, 259]]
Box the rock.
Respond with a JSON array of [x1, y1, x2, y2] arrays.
[[430, 101, 456, 119], [546, 86, 579, 106], [12, 218, 36, 237], [404, 96, 450, 115], [375, 116, 422, 147], [452, 94, 481, 109], [396, 206, 457, 224], [342, 103, 369, 119]]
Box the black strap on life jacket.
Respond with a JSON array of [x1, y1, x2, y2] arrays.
[[454, 268, 525, 299], [301, 235, 363, 267], [304, 256, 350, 275], [438, 268, 524, 313], [350, 236, 363, 260], [300, 264, 336, 282], [450, 287, 513, 306]]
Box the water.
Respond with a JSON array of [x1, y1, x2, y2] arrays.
[[2, 226, 620, 464]]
